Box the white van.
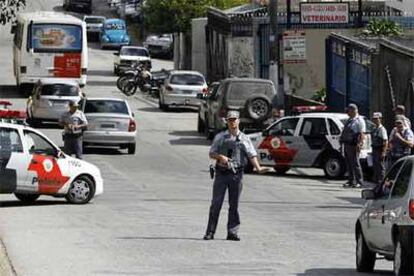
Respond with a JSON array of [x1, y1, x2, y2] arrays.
[[12, 12, 88, 92]]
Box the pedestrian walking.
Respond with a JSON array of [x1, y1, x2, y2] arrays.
[[59, 100, 88, 159], [340, 104, 366, 188], [387, 115, 414, 168], [394, 105, 411, 129], [203, 110, 267, 241], [370, 112, 388, 185]]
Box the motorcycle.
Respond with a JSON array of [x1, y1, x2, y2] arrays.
[[116, 61, 141, 91], [121, 63, 152, 96]]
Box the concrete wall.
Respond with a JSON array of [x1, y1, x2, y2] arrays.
[[228, 37, 255, 78], [191, 18, 208, 77], [386, 0, 414, 13], [283, 28, 358, 99]]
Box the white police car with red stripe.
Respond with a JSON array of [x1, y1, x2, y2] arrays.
[[0, 101, 103, 204], [247, 106, 373, 178]]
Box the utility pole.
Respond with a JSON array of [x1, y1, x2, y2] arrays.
[[358, 0, 363, 27]]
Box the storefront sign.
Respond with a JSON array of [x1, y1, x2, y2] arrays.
[[283, 30, 306, 64], [300, 3, 349, 24]]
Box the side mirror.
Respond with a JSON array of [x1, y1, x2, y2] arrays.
[[262, 130, 269, 137], [361, 189, 376, 200], [10, 24, 17, 34], [132, 112, 135, 117], [113, 52, 119, 56]]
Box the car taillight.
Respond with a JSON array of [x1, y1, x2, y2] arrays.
[[202, 87, 208, 94], [165, 85, 173, 93], [410, 199, 414, 220], [219, 108, 226, 118], [128, 119, 136, 132]]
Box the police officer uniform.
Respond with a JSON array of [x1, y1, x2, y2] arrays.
[[60, 101, 88, 159], [370, 112, 388, 184], [388, 117, 414, 168], [340, 104, 366, 188], [204, 111, 257, 241]]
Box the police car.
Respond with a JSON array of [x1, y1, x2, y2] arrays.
[[247, 107, 373, 178], [0, 102, 103, 204]]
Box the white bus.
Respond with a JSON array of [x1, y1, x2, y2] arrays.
[[12, 12, 88, 92]]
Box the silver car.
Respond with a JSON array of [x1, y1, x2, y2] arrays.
[[84, 15, 106, 35], [355, 156, 414, 275], [158, 70, 208, 111], [27, 78, 84, 125], [81, 98, 137, 154]]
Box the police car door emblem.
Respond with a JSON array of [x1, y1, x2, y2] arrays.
[[271, 137, 281, 149], [43, 159, 53, 173]]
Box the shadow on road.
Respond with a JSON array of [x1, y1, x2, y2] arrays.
[[296, 268, 391, 275], [0, 200, 68, 208], [168, 130, 210, 146], [88, 69, 114, 77], [84, 147, 124, 155], [0, 85, 26, 99], [169, 130, 199, 137], [86, 80, 116, 86], [117, 236, 206, 241], [138, 107, 163, 113]]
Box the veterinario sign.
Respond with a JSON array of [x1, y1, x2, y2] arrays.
[[300, 2, 349, 24]]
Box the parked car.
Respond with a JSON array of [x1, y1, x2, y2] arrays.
[[0, 112, 103, 204], [81, 98, 137, 154], [246, 110, 373, 178], [27, 78, 84, 125], [197, 78, 278, 138], [158, 71, 208, 111], [143, 34, 173, 59], [355, 156, 414, 275], [63, 0, 92, 14], [100, 19, 130, 49], [84, 15, 106, 41], [116, 0, 140, 18], [113, 46, 151, 75]]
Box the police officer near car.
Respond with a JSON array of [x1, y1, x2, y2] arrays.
[[59, 100, 88, 159], [370, 112, 388, 185], [394, 105, 411, 129], [203, 110, 268, 241], [387, 115, 414, 168], [340, 104, 366, 188]]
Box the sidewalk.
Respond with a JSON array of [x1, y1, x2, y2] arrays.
[[0, 239, 15, 276]]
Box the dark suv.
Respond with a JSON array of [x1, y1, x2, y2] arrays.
[[197, 78, 278, 139]]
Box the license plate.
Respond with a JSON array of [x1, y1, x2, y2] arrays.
[[101, 123, 115, 128]]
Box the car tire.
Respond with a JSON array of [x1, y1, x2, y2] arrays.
[[204, 120, 214, 140], [356, 230, 376, 272], [114, 66, 118, 76], [245, 95, 271, 121], [14, 193, 40, 203], [65, 176, 95, 204], [127, 143, 136, 155], [197, 115, 205, 133], [394, 234, 413, 276], [27, 117, 41, 128], [274, 166, 290, 175], [323, 154, 346, 179]]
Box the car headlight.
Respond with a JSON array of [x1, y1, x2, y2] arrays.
[[102, 35, 109, 42], [123, 35, 130, 42]]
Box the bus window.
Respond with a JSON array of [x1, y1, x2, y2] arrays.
[[30, 24, 82, 53]]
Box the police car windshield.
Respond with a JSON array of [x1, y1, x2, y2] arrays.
[[170, 74, 205, 85], [41, 84, 79, 97], [84, 100, 128, 114]]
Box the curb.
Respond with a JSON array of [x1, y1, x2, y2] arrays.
[[0, 239, 16, 276]]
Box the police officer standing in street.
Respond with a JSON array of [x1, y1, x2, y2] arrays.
[[387, 115, 414, 168], [60, 100, 88, 159], [340, 104, 366, 188], [203, 110, 268, 241], [370, 112, 388, 185]]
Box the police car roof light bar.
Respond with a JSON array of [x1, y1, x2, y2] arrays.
[[292, 105, 328, 113]]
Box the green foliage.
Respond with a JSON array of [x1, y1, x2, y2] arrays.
[[0, 0, 26, 25], [363, 19, 403, 37], [143, 0, 248, 34], [312, 87, 326, 103]]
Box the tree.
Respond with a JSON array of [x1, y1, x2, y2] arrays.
[[143, 0, 247, 34], [362, 19, 403, 37], [0, 0, 26, 25]]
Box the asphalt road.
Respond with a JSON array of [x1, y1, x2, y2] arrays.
[[0, 0, 394, 275]]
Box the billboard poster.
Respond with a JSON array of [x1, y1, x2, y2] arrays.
[[301, 3, 349, 24], [31, 24, 82, 51], [283, 30, 306, 64]]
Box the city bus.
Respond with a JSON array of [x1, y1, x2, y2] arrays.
[[12, 12, 88, 92]]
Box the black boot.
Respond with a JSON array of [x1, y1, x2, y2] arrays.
[[203, 232, 214, 240], [226, 233, 240, 241]]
